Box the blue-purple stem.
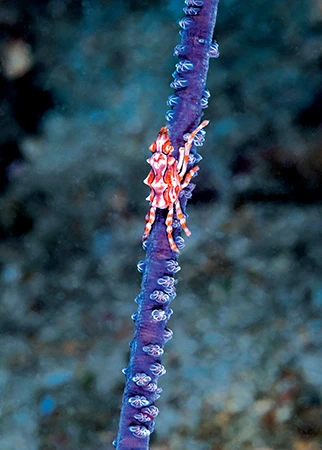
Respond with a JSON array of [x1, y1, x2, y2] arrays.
[[115, 1, 219, 448]]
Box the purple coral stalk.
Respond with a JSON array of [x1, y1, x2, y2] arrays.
[[168, 0, 219, 157], [114, 1, 219, 449]]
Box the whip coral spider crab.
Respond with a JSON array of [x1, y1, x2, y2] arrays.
[[142, 120, 209, 253]]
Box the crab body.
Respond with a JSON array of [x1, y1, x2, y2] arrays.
[[145, 153, 179, 208]]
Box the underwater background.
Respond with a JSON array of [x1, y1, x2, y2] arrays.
[[1, 0, 322, 449]]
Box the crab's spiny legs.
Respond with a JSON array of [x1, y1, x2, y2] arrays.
[[165, 204, 179, 253], [177, 145, 185, 174], [181, 166, 200, 189], [142, 205, 157, 242], [175, 199, 191, 236], [187, 120, 209, 145], [179, 120, 209, 179]]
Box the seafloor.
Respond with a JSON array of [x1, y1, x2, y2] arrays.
[[1, 0, 322, 449]]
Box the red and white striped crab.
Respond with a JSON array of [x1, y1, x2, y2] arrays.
[[142, 120, 209, 253]]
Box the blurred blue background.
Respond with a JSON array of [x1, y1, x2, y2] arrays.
[[1, 0, 322, 449]]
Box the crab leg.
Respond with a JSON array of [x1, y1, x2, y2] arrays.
[[142, 205, 157, 242], [175, 199, 191, 236], [179, 120, 209, 179], [165, 204, 179, 253], [181, 165, 200, 189], [177, 145, 185, 173]]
